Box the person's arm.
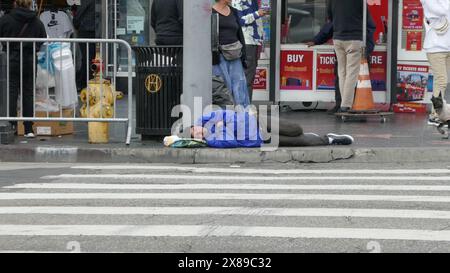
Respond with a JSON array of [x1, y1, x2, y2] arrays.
[[366, 11, 376, 55], [73, 0, 92, 30], [150, 0, 156, 29], [0, 20, 4, 50], [34, 20, 47, 49], [233, 0, 263, 26], [422, 0, 449, 19], [176, 0, 183, 25], [238, 26, 247, 68], [326, 0, 333, 22], [202, 111, 240, 148], [312, 22, 333, 45]]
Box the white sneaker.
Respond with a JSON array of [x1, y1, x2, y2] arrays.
[[24, 132, 35, 138], [428, 116, 441, 126]]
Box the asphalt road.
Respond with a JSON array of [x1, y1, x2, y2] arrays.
[[1, 162, 450, 253]]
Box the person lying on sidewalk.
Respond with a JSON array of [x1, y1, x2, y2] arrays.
[[182, 109, 354, 148]]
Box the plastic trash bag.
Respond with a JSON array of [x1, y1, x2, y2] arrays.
[[50, 43, 78, 108], [36, 65, 56, 90], [163, 135, 207, 148]]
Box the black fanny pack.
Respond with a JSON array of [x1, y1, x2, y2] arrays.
[[219, 40, 243, 61]]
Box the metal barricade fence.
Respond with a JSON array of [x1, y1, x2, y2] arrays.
[[0, 38, 133, 145]]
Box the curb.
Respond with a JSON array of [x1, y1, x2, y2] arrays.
[[1, 145, 450, 164]]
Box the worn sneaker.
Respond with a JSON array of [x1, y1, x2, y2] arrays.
[[336, 107, 351, 114], [428, 116, 441, 126], [327, 133, 354, 145], [24, 132, 36, 139]]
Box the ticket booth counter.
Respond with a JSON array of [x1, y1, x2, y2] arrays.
[[253, 0, 395, 109]]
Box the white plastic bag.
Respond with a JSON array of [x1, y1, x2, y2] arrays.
[[36, 65, 55, 90], [34, 88, 59, 112]]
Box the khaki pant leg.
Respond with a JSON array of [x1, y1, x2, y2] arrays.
[[428, 52, 449, 98], [334, 40, 347, 106], [342, 40, 363, 108], [428, 52, 450, 116]]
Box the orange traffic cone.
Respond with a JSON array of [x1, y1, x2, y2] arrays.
[[352, 57, 375, 112]]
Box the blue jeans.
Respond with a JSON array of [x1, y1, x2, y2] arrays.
[[213, 55, 250, 107]]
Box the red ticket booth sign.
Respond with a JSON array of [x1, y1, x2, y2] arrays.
[[280, 50, 314, 90], [316, 53, 337, 90], [369, 51, 388, 91]]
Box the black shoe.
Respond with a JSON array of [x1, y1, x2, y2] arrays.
[[327, 133, 354, 145], [337, 107, 351, 113], [327, 106, 340, 115]]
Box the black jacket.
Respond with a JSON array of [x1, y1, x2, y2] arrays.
[[326, 0, 367, 41], [151, 0, 183, 45], [313, 15, 377, 56], [73, 0, 95, 33], [212, 7, 247, 68], [0, 7, 47, 65]]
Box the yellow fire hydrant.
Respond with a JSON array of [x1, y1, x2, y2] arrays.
[[79, 59, 124, 144]]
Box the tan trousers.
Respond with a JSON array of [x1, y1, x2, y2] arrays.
[[333, 40, 363, 108], [428, 52, 450, 117]]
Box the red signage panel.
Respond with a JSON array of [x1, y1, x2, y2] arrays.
[[280, 50, 314, 91]]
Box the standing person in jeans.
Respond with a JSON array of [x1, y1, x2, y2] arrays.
[[0, 0, 47, 138], [212, 0, 250, 108], [421, 0, 450, 126], [232, 0, 267, 102], [306, 15, 376, 114], [74, 0, 95, 92], [327, 0, 365, 113], [151, 0, 183, 46]]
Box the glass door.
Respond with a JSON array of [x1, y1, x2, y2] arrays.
[[107, 0, 151, 73]]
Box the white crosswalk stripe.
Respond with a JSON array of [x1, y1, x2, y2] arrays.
[[41, 174, 450, 181], [2, 207, 450, 219], [70, 165, 450, 174], [0, 225, 450, 242], [8, 183, 450, 191], [2, 165, 450, 252]]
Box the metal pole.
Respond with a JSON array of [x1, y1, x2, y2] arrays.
[[270, 0, 282, 104], [182, 0, 212, 124], [389, 0, 399, 105], [363, 0, 367, 58], [126, 44, 133, 145]]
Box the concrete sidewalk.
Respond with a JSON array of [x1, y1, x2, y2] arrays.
[[2, 109, 450, 164]]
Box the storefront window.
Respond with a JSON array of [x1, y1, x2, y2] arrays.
[[108, 0, 150, 72], [284, 0, 327, 44], [112, 0, 150, 46]]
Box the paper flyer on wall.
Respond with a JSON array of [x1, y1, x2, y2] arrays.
[[401, 0, 425, 52], [402, 0, 424, 30], [396, 64, 429, 102], [253, 68, 268, 91]]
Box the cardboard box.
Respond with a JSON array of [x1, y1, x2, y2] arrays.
[[393, 102, 427, 114], [18, 109, 74, 136]]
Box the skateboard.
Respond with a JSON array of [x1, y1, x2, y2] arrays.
[[335, 110, 394, 123]]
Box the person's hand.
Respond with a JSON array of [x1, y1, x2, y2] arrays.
[[257, 9, 267, 17], [306, 41, 315, 47]]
